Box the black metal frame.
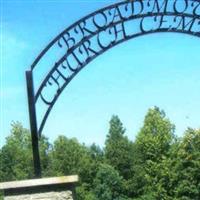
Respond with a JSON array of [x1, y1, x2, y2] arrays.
[[26, 71, 41, 177], [26, 0, 200, 177]]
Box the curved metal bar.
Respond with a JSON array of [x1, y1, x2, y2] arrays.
[[30, 0, 132, 70], [38, 28, 200, 135], [35, 11, 200, 102], [30, 0, 200, 71], [27, 0, 200, 136]]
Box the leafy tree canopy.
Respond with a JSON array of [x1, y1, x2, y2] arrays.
[[1, 108, 200, 200]]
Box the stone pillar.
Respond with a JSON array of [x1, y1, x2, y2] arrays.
[[0, 175, 78, 200]]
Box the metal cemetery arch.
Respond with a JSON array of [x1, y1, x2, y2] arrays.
[[26, 0, 200, 177]]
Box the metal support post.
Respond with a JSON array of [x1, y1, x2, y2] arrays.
[[26, 70, 41, 178]]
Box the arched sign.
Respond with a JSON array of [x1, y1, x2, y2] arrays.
[[26, 0, 200, 177]]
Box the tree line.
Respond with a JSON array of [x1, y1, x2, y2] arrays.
[[0, 107, 200, 200]]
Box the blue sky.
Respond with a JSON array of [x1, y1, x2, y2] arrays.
[[1, 0, 200, 147]]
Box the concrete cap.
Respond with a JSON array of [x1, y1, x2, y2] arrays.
[[0, 175, 78, 190]]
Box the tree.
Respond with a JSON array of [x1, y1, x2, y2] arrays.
[[93, 164, 126, 200], [132, 107, 176, 199], [49, 136, 87, 176], [76, 183, 97, 200], [173, 128, 200, 200], [0, 122, 34, 181], [105, 115, 134, 179], [0, 122, 51, 181], [135, 107, 175, 162]]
